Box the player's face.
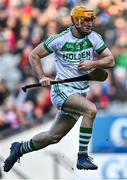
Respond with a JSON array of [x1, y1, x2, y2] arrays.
[[79, 18, 95, 35]]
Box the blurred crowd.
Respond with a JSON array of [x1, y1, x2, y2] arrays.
[[0, 0, 127, 139]]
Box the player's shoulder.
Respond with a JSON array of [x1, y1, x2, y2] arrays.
[[50, 28, 70, 41], [88, 31, 103, 39], [58, 27, 71, 37]]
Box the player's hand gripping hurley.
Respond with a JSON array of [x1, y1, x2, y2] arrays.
[[22, 68, 108, 92]]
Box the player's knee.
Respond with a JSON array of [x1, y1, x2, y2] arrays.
[[90, 104, 97, 116], [84, 104, 97, 119]]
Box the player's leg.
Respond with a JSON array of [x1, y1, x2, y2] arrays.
[[63, 92, 97, 126], [4, 83, 78, 172], [31, 113, 76, 149], [3, 113, 76, 172], [62, 93, 98, 170]]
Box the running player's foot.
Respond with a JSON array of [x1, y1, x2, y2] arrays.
[[76, 153, 98, 170], [3, 142, 22, 172]]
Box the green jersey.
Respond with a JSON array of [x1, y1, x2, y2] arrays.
[[44, 26, 107, 93]]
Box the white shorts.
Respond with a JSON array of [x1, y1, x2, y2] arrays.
[[50, 84, 86, 121]]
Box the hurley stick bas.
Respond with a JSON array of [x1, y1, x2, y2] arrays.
[[22, 68, 108, 93]]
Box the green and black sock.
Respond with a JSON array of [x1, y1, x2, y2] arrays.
[[79, 127, 92, 154], [20, 139, 38, 155]]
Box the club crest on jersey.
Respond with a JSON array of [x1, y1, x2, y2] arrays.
[[61, 39, 93, 52]]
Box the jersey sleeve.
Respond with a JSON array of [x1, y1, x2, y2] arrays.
[[92, 32, 107, 54], [43, 35, 60, 53]]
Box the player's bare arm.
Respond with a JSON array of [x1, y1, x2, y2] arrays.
[[78, 48, 115, 71], [29, 43, 52, 86]]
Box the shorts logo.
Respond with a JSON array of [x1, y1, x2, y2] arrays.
[[67, 89, 73, 93]]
